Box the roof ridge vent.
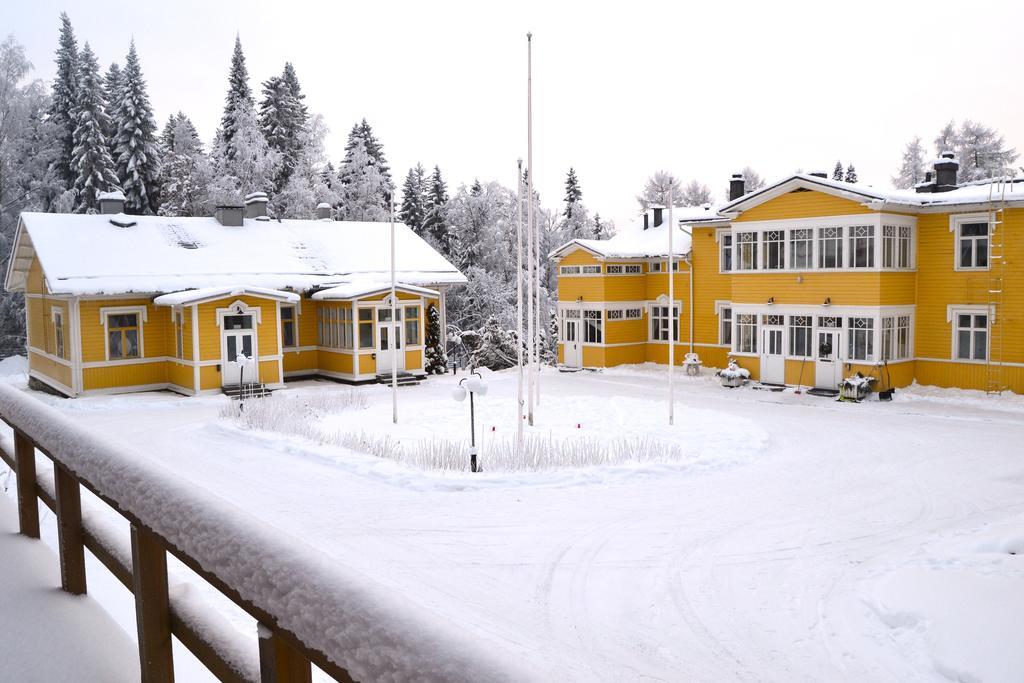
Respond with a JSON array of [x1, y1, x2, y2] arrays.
[[109, 213, 137, 228]]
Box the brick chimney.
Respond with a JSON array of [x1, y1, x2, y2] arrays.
[[933, 152, 959, 192], [98, 190, 126, 215], [729, 174, 746, 201]]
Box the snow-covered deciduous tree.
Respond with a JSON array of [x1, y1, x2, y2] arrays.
[[399, 163, 427, 235], [680, 179, 713, 206], [424, 303, 447, 374], [71, 43, 120, 213], [160, 112, 201, 156], [892, 136, 926, 189], [213, 101, 282, 201], [272, 113, 338, 219], [933, 120, 957, 156], [220, 36, 253, 159], [422, 165, 450, 253], [844, 164, 857, 184], [47, 12, 78, 188], [832, 161, 843, 181], [724, 166, 765, 199], [936, 120, 1019, 182], [591, 213, 615, 239], [470, 316, 518, 371], [637, 171, 683, 210], [113, 41, 160, 214]]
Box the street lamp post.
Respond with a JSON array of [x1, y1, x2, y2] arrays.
[[452, 371, 488, 472]]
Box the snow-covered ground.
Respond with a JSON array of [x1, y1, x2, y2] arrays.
[[2, 360, 1023, 681]]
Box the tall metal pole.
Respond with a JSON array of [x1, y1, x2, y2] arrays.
[[535, 202, 542, 406], [668, 191, 675, 426], [390, 195, 398, 424], [526, 32, 535, 426], [516, 160, 525, 453]]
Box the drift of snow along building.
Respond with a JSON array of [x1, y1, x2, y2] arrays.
[[4, 192, 466, 397], [550, 155, 1024, 394]]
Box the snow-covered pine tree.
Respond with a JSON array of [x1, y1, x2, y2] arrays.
[[337, 136, 388, 221], [70, 43, 121, 213], [560, 167, 590, 240], [563, 167, 582, 215], [542, 309, 559, 366], [102, 62, 121, 157], [113, 41, 161, 214], [424, 303, 448, 374], [832, 161, 843, 181], [160, 112, 202, 156], [399, 164, 427, 234], [356, 118, 391, 197], [891, 136, 926, 189], [258, 64, 308, 191], [158, 114, 211, 217], [680, 180, 713, 206], [470, 316, 517, 371], [592, 213, 616, 239], [422, 165, 450, 253], [220, 36, 253, 160], [47, 12, 79, 189], [844, 164, 857, 183]]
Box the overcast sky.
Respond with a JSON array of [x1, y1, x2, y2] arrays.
[[5, 0, 1023, 229]]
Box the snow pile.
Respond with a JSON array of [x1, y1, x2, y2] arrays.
[[0, 355, 28, 381], [867, 514, 1024, 682], [895, 381, 1024, 413], [0, 382, 539, 681]]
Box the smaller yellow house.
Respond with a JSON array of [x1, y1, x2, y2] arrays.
[[5, 194, 465, 397]]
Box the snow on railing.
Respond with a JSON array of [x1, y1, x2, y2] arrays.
[[0, 383, 535, 682]]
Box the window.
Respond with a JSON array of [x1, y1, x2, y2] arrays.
[[378, 307, 401, 322], [818, 315, 841, 328], [955, 312, 987, 360], [790, 229, 813, 269], [358, 308, 374, 348], [564, 309, 580, 319], [173, 310, 184, 359], [818, 227, 843, 268], [720, 233, 733, 272], [763, 230, 785, 270], [958, 222, 989, 269], [881, 317, 894, 361], [897, 315, 910, 359], [737, 232, 758, 270], [559, 265, 581, 275], [882, 225, 912, 268], [789, 315, 813, 357], [404, 306, 420, 345], [583, 310, 602, 343], [281, 306, 297, 348], [52, 309, 66, 359], [607, 309, 623, 320], [107, 313, 140, 360], [606, 265, 623, 274], [650, 305, 679, 342], [736, 314, 757, 353], [880, 315, 911, 361], [849, 225, 875, 268], [582, 265, 601, 274], [719, 306, 732, 346], [650, 261, 679, 272], [650, 261, 662, 272], [847, 317, 874, 361], [624, 264, 642, 274], [761, 314, 783, 326], [625, 308, 642, 319], [340, 307, 353, 349]]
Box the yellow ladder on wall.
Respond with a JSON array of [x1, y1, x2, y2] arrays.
[[986, 177, 1008, 395]]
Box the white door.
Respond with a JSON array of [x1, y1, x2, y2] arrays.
[[222, 314, 256, 386], [760, 326, 785, 384], [376, 320, 404, 373], [815, 330, 842, 389], [563, 318, 581, 368]]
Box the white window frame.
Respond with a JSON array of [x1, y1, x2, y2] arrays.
[[559, 265, 582, 275], [848, 225, 875, 268], [624, 307, 642, 319], [734, 313, 758, 354], [882, 225, 913, 269], [624, 264, 642, 274], [762, 229, 785, 270], [581, 265, 602, 274], [950, 213, 991, 272], [605, 264, 623, 274], [648, 303, 680, 342], [847, 316, 875, 362], [789, 228, 813, 270], [583, 309, 603, 344], [736, 231, 758, 270], [173, 308, 185, 359], [715, 301, 732, 346], [788, 315, 813, 358], [948, 304, 991, 362], [50, 307, 66, 360], [99, 305, 148, 362], [719, 230, 733, 273]]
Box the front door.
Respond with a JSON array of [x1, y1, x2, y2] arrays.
[[815, 330, 842, 390], [760, 326, 785, 384], [222, 314, 256, 386], [563, 318, 581, 368], [376, 314, 404, 374]]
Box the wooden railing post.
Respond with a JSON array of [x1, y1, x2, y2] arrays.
[[258, 624, 312, 683], [54, 462, 87, 595], [131, 524, 174, 683], [13, 429, 39, 538]]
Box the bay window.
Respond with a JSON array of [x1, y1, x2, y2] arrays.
[[882, 225, 912, 268]]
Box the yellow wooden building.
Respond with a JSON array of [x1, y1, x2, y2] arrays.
[[5, 194, 465, 397], [551, 157, 1023, 394]]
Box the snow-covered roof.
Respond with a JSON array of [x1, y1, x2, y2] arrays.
[[152, 286, 301, 306], [551, 222, 695, 260], [311, 281, 439, 301], [6, 213, 466, 296], [722, 173, 1024, 213]]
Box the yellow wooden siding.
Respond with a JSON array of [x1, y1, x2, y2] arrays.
[[729, 272, 916, 307], [603, 344, 646, 367], [26, 296, 68, 357], [283, 350, 318, 373], [199, 365, 220, 391], [582, 346, 605, 367], [405, 348, 422, 370], [182, 307, 194, 361], [258, 360, 280, 384], [734, 189, 874, 222], [604, 318, 646, 344], [558, 249, 600, 266], [916, 360, 1024, 393], [691, 228, 734, 349], [697, 345, 731, 371], [28, 350, 72, 388], [359, 290, 428, 302], [167, 361, 193, 391], [196, 295, 279, 361], [359, 352, 376, 375], [559, 276, 605, 303], [79, 298, 166, 363], [317, 350, 355, 374], [83, 362, 167, 390], [26, 258, 47, 294]]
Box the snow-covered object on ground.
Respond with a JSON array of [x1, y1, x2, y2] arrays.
[[0, 494, 138, 682], [839, 372, 875, 401], [6, 213, 466, 296], [716, 359, 750, 387], [0, 383, 539, 682]]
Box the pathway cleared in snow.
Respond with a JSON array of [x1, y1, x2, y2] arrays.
[[0, 493, 138, 682], [7, 365, 1024, 681]]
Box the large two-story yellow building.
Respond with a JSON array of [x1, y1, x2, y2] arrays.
[[551, 157, 1022, 394], [5, 193, 465, 397]]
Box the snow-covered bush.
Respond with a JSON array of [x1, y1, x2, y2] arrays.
[[470, 316, 518, 371], [220, 390, 367, 435]]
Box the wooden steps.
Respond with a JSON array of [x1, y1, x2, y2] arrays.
[[375, 372, 421, 387], [223, 383, 272, 399]]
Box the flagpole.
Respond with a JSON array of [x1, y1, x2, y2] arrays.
[[535, 197, 542, 406], [516, 159, 525, 453], [390, 195, 398, 424], [526, 32, 535, 427], [668, 190, 675, 426]]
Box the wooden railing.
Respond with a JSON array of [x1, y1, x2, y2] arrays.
[[0, 384, 524, 683]]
